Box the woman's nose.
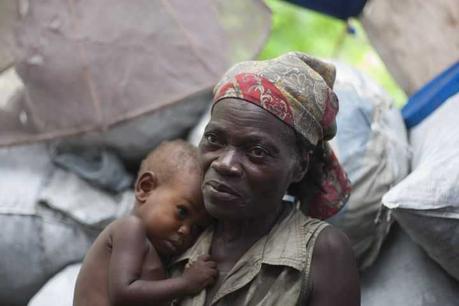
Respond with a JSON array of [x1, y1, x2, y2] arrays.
[[211, 148, 242, 177]]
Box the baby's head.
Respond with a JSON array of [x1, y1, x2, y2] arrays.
[[134, 140, 209, 257]]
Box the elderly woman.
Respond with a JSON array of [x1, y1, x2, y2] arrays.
[[171, 52, 360, 306]]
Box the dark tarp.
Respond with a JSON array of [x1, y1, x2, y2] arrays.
[[283, 0, 368, 20]]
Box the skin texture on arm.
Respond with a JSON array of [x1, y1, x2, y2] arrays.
[[108, 216, 216, 306], [307, 226, 360, 306]]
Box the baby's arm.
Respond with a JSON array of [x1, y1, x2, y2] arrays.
[[108, 216, 217, 306]]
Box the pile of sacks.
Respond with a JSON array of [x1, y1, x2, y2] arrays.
[[360, 92, 459, 305], [0, 142, 135, 305], [330, 67, 459, 304], [329, 65, 459, 304], [327, 62, 410, 269]]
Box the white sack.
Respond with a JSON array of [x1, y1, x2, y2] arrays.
[[383, 93, 459, 280], [327, 62, 410, 269]]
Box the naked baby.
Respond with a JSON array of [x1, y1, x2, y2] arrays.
[[74, 140, 217, 306]]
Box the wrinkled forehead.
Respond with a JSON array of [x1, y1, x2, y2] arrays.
[[203, 98, 297, 151], [209, 98, 297, 142]]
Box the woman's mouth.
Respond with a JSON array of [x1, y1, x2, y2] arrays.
[[204, 180, 241, 201]]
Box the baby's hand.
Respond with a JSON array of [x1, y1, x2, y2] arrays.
[[182, 255, 218, 295]]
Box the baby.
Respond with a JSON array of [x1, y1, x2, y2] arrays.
[[74, 140, 217, 306]]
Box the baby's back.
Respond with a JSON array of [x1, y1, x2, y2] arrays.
[[73, 222, 114, 306], [73, 216, 167, 306]]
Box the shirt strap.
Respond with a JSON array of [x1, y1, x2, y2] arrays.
[[299, 221, 329, 304]]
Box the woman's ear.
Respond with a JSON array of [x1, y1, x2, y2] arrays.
[[292, 152, 310, 183], [135, 171, 158, 204]]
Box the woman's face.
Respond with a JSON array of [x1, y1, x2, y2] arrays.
[[199, 98, 304, 221]]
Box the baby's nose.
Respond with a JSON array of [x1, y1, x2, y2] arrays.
[[178, 224, 191, 236]]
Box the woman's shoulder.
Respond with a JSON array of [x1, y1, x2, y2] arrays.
[[307, 225, 360, 305], [292, 210, 351, 264], [291, 208, 330, 235], [298, 212, 351, 261], [313, 226, 352, 255]]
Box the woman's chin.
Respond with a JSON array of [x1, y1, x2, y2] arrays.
[[204, 199, 245, 221]]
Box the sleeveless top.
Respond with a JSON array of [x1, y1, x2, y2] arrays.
[[169, 206, 329, 306]]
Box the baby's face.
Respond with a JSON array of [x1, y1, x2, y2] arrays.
[[142, 173, 210, 257]]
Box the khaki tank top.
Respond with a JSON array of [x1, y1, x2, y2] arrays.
[[170, 207, 329, 306]]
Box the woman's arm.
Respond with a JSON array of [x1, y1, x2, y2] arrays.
[[307, 226, 360, 306]]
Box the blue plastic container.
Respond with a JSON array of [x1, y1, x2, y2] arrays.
[[402, 62, 459, 129]]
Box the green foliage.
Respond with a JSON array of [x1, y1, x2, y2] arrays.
[[259, 0, 407, 107]]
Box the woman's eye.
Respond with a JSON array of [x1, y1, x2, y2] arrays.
[[205, 133, 219, 145], [177, 207, 188, 220], [249, 146, 268, 159]]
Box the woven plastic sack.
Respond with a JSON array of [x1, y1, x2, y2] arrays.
[[0, 0, 15, 72], [361, 225, 459, 306], [383, 93, 459, 280], [28, 264, 82, 306], [326, 62, 410, 269], [0, 144, 132, 305]]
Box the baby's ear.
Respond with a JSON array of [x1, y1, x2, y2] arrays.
[[135, 171, 158, 204]]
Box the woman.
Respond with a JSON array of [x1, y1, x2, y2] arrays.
[[170, 52, 360, 306]]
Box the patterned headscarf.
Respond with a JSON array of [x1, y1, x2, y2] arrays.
[[212, 51, 351, 220]]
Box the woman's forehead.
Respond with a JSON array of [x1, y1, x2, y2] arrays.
[[209, 99, 296, 143]]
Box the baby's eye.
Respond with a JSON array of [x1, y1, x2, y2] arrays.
[[177, 206, 189, 220]]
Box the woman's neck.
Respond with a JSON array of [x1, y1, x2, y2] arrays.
[[214, 204, 288, 243]]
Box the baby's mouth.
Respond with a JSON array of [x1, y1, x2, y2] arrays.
[[163, 240, 180, 254], [169, 237, 185, 249]]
